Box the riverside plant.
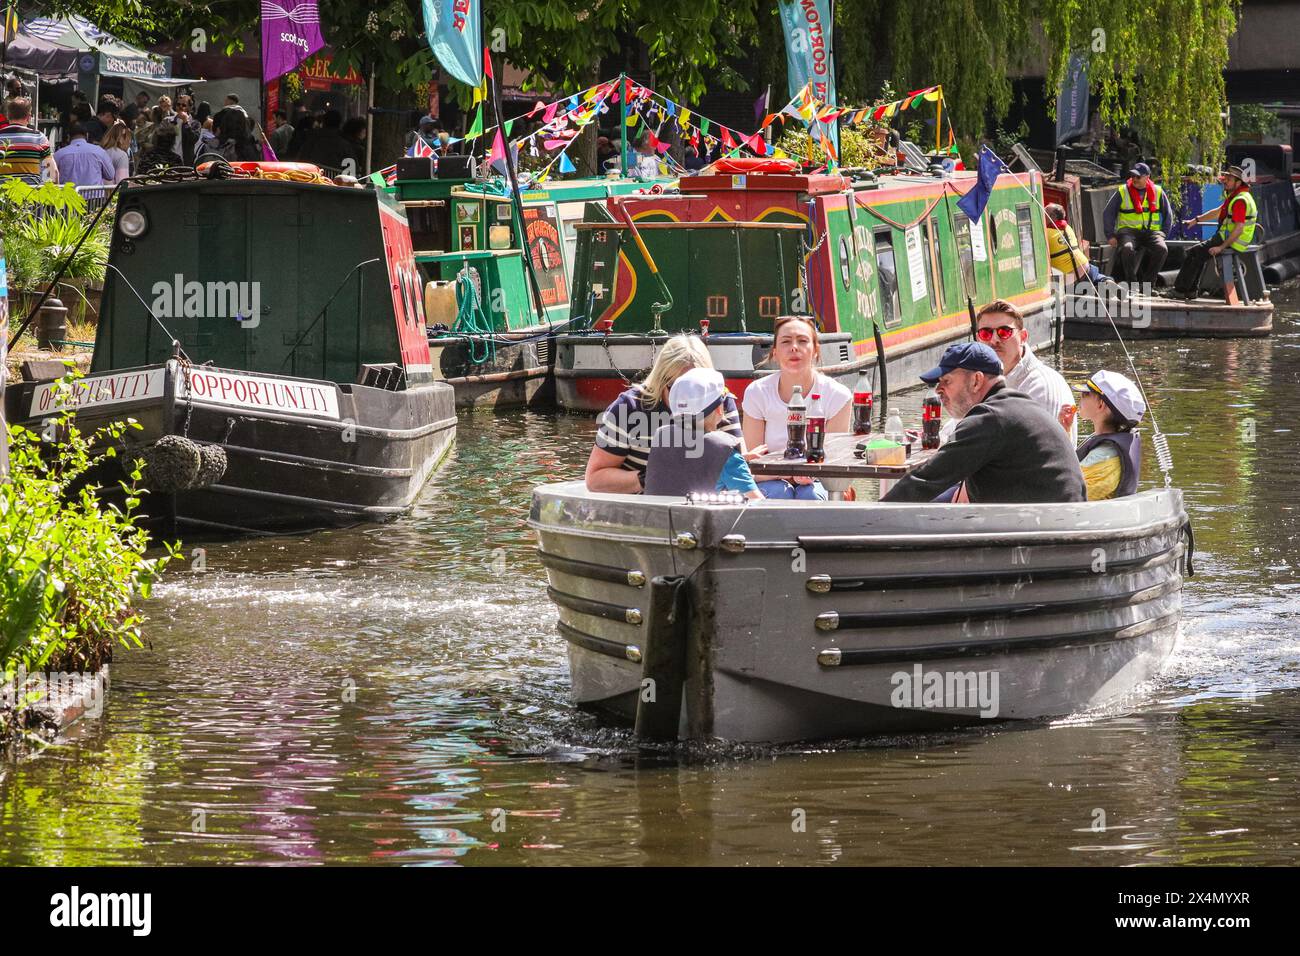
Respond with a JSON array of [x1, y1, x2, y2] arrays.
[[1, 372, 176, 723]]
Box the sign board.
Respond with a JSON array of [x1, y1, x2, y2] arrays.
[[904, 225, 928, 302], [970, 216, 988, 262], [30, 367, 167, 417], [177, 368, 340, 419]]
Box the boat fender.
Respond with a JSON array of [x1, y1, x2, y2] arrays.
[[634, 575, 690, 741], [191, 444, 228, 489], [138, 435, 201, 493], [1181, 518, 1196, 578]]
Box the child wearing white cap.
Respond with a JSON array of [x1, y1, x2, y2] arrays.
[[1074, 370, 1146, 500], [643, 368, 761, 499]]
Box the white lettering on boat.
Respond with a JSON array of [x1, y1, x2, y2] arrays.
[[29, 368, 166, 417], [177, 369, 340, 419]]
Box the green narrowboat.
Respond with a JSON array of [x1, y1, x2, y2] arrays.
[[392, 169, 671, 408], [556, 158, 1056, 412]]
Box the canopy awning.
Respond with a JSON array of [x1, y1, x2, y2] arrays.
[[4, 15, 202, 84]]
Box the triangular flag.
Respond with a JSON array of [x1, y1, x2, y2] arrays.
[[774, 148, 788, 159], [665, 100, 677, 118], [558, 152, 576, 174], [679, 108, 691, 130], [625, 112, 639, 127], [484, 48, 494, 80], [701, 118, 711, 136], [646, 130, 660, 150], [542, 102, 558, 123], [721, 128, 736, 148], [504, 119, 515, 136], [528, 100, 545, 117], [466, 105, 483, 138], [489, 130, 506, 165]]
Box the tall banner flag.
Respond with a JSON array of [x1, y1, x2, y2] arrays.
[[421, 0, 482, 87], [261, 1, 325, 83], [778, 0, 838, 152], [1054, 52, 1090, 147]]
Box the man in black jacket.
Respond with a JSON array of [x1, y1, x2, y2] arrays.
[[883, 343, 1086, 504]]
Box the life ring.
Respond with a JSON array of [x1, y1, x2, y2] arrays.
[[710, 157, 798, 175], [196, 160, 324, 176]]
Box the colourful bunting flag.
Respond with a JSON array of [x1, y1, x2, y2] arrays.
[[504, 118, 514, 136], [466, 105, 483, 138], [488, 129, 506, 165], [679, 108, 691, 130], [558, 152, 576, 174], [542, 101, 558, 123]]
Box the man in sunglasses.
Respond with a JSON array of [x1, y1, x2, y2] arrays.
[[975, 300, 1078, 444], [882, 343, 1085, 504]]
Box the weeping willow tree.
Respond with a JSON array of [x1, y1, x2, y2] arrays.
[[797, 0, 1240, 171]]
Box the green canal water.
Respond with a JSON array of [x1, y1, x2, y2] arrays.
[[3, 290, 1300, 866]]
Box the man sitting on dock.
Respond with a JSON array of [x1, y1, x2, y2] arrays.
[[882, 343, 1085, 504], [1169, 165, 1258, 301], [1103, 162, 1173, 283]]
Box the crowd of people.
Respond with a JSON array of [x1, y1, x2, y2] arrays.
[[0, 82, 373, 189], [583, 300, 1148, 507]]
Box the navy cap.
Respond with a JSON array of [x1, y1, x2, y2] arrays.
[[1130, 162, 1151, 178], [919, 342, 1004, 385]]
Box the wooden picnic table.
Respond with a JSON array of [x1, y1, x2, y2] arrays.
[[748, 433, 937, 499]]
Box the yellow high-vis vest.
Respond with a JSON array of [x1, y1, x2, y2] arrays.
[[1216, 188, 1258, 252], [1115, 181, 1165, 232]]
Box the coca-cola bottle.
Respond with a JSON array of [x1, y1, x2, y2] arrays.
[[806, 392, 826, 463], [784, 385, 807, 459], [922, 389, 942, 449], [852, 371, 873, 435]]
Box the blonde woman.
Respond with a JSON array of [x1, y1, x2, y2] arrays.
[[99, 120, 132, 183], [585, 334, 745, 493], [741, 315, 852, 499]]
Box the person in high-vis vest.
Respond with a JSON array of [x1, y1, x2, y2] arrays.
[[1102, 162, 1173, 282], [1045, 203, 1111, 288], [1171, 164, 1258, 300]]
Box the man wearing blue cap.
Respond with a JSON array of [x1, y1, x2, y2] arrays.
[[882, 343, 1086, 504]]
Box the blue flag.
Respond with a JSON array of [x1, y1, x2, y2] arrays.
[[558, 152, 576, 175], [958, 146, 1002, 223], [421, 0, 482, 87]]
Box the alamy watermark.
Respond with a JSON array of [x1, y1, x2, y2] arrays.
[[151, 274, 261, 328], [1048, 280, 1153, 329], [1, 665, 107, 719], [890, 664, 1000, 718], [597, 405, 713, 458]]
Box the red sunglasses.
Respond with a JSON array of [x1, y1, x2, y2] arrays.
[[975, 326, 1018, 342]]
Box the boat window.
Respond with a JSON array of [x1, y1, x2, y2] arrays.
[[952, 212, 978, 298], [919, 220, 939, 315], [404, 201, 451, 255], [1016, 204, 1038, 287], [927, 216, 949, 313], [874, 228, 902, 329], [558, 201, 587, 283]]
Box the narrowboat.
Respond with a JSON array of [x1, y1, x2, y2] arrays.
[[393, 167, 669, 408], [530, 483, 1191, 743], [555, 158, 1059, 413], [4, 168, 456, 536]]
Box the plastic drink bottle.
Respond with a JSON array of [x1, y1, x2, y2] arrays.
[[885, 410, 905, 444], [806, 392, 826, 463], [852, 371, 873, 435], [784, 385, 807, 459], [922, 389, 942, 449]]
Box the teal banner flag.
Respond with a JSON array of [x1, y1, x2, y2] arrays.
[[421, 0, 481, 87], [778, 0, 838, 152]]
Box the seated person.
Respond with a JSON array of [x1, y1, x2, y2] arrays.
[[882, 343, 1086, 504], [741, 315, 852, 500], [1074, 370, 1146, 500], [1046, 203, 1111, 289], [585, 334, 743, 492], [643, 369, 761, 499]]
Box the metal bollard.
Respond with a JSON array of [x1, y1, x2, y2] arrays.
[[36, 296, 68, 351]]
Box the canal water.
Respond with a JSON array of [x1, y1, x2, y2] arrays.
[[3, 290, 1299, 866]]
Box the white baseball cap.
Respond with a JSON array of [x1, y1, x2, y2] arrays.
[[1075, 370, 1146, 425], [669, 367, 728, 418]]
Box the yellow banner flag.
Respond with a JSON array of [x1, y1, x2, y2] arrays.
[[679, 108, 691, 130]]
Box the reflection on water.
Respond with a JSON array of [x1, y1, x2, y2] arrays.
[[3, 290, 1300, 866]]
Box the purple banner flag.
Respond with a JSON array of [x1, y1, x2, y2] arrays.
[[262, 1, 325, 84]]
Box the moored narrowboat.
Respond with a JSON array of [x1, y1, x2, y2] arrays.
[[393, 168, 670, 408], [5, 167, 456, 536], [555, 158, 1059, 413]]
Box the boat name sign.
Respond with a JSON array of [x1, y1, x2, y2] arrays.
[[29, 368, 167, 417], [177, 369, 341, 419]]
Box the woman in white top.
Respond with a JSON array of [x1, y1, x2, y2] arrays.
[[99, 120, 132, 183], [742, 315, 852, 499]]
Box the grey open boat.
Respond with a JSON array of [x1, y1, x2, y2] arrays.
[[530, 484, 1192, 744]]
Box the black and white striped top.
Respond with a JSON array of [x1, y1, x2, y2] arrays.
[[595, 385, 743, 478]]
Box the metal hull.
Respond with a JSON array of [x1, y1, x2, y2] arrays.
[[1063, 293, 1273, 339], [428, 329, 555, 409], [7, 362, 456, 537], [530, 482, 1189, 743], [554, 303, 1057, 413]]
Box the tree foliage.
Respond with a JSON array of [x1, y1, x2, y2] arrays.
[[47, 0, 1241, 168]]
